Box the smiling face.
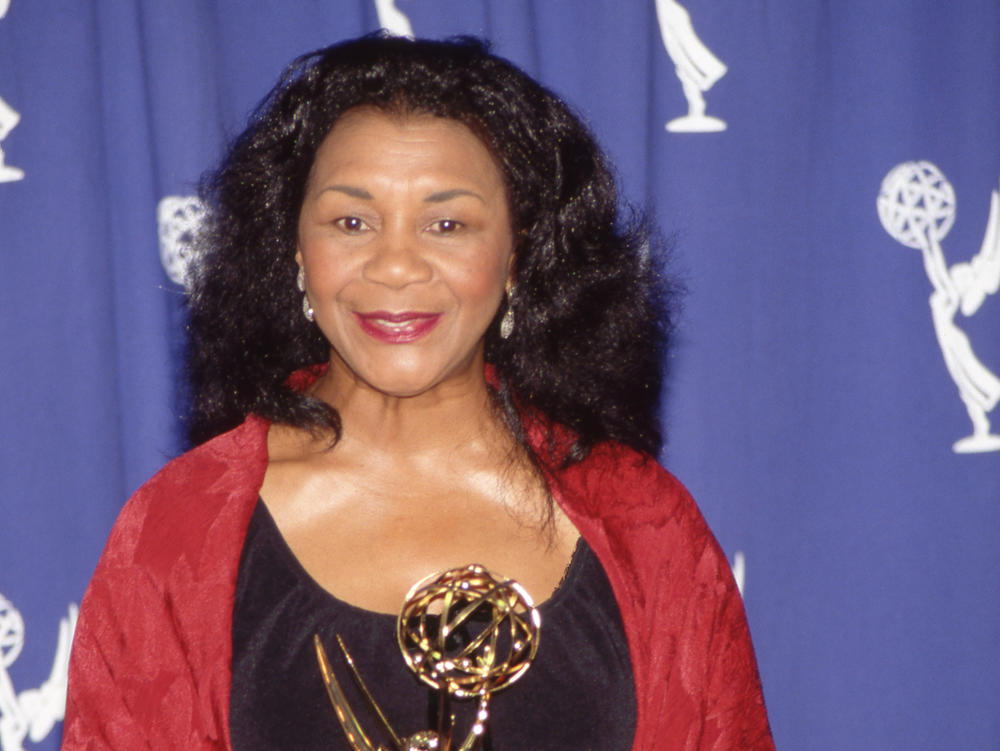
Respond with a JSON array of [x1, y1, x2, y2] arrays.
[[296, 108, 515, 400]]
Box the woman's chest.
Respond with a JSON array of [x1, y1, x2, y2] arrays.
[[229, 501, 636, 751]]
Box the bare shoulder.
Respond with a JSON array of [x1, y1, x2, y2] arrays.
[[265, 421, 328, 462], [259, 423, 338, 511]]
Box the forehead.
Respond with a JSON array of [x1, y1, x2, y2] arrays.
[[308, 107, 503, 182]]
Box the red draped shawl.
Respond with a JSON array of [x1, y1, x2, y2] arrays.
[[63, 412, 774, 750]]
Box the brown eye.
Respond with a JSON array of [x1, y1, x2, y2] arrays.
[[335, 216, 369, 233], [431, 219, 462, 234]]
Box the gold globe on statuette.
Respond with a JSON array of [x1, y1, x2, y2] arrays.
[[315, 564, 541, 751]]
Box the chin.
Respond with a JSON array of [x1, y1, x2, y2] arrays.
[[367, 377, 434, 398], [361, 362, 481, 400], [328, 339, 486, 399]]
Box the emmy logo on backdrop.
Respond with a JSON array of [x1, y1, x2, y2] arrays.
[[0, 593, 77, 751], [157, 195, 207, 287], [655, 0, 727, 133], [878, 161, 1000, 454], [373, 0, 414, 38], [0, 0, 24, 182], [731, 551, 746, 598]]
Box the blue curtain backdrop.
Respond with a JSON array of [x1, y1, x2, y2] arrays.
[[2, 1, 998, 748]]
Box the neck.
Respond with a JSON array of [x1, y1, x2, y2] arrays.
[[309, 352, 507, 459]]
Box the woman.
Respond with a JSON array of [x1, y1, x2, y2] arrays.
[[63, 35, 774, 750]]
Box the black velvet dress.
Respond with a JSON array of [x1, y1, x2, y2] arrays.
[[230, 500, 636, 751]]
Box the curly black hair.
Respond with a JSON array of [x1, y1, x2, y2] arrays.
[[187, 33, 676, 463]]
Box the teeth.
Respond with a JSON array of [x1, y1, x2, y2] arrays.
[[374, 319, 416, 329]]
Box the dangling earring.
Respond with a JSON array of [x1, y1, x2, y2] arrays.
[[297, 266, 314, 322], [500, 287, 515, 340]]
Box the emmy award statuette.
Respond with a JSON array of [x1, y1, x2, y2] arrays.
[[315, 564, 541, 751]]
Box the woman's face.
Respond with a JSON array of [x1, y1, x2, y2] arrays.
[[296, 108, 514, 399]]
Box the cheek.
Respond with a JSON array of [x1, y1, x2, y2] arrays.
[[458, 231, 514, 302], [300, 240, 351, 296], [456, 257, 510, 310]]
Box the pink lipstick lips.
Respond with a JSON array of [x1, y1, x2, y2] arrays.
[[354, 311, 442, 343]]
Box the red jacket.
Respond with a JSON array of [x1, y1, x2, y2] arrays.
[[63, 413, 774, 750]]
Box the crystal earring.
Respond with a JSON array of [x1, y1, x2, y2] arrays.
[[297, 266, 314, 322], [499, 288, 515, 340]]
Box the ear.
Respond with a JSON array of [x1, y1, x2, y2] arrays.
[[295, 248, 303, 268]]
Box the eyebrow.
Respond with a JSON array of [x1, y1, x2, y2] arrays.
[[320, 184, 373, 199], [318, 185, 485, 204], [424, 189, 485, 204]]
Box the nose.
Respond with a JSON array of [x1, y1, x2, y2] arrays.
[[362, 225, 433, 288]]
